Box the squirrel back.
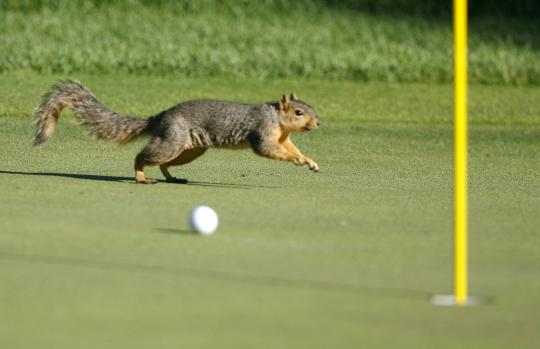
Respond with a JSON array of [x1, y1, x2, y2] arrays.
[[153, 100, 279, 148]]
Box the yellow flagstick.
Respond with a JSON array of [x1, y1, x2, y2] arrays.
[[431, 0, 480, 306], [453, 0, 468, 305]]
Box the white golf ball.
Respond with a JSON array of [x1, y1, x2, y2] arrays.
[[189, 205, 219, 235]]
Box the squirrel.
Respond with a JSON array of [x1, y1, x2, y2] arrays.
[[33, 80, 321, 184]]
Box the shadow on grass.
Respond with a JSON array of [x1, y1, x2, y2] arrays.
[[0, 251, 433, 301], [0, 170, 277, 189], [156, 228, 195, 235], [0, 169, 132, 183]]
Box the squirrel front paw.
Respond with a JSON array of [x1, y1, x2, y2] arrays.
[[305, 158, 320, 172], [291, 156, 319, 172]]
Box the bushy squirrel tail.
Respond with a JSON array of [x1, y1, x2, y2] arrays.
[[33, 80, 150, 147]]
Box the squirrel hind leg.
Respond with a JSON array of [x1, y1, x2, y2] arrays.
[[135, 158, 158, 184], [159, 147, 208, 183], [134, 136, 187, 184], [159, 165, 187, 183], [135, 171, 157, 184]]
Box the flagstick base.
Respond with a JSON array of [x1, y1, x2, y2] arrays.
[[430, 294, 484, 306]]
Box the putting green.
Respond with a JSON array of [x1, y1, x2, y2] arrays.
[[0, 74, 539, 348]]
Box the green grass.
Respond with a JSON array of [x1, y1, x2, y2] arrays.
[[1, 1, 539, 84], [0, 73, 539, 348]]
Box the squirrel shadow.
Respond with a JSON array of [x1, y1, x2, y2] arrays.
[[0, 169, 132, 183], [0, 170, 277, 189]]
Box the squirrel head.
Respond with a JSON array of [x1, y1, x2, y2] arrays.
[[278, 93, 320, 133]]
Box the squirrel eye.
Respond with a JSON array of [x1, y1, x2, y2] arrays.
[[295, 109, 304, 116]]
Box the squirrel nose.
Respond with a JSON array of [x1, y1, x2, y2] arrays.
[[316, 120, 321, 127]]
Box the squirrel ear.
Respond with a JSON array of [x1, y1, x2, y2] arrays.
[[290, 93, 298, 101], [279, 94, 289, 110]]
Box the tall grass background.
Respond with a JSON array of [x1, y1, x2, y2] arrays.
[[1, 0, 539, 84]]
